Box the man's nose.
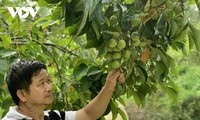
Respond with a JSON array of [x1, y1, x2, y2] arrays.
[[45, 82, 52, 91]]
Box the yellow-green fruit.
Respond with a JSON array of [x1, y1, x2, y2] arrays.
[[105, 53, 112, 61], [113, 46, 121, 52], [113, 32, 120, 38], [110, 15, 118, 25], [122, 50, 131, 59], [131, 32, 139, 41], [112, 52, 121, 59], [111, 60, 120, 68], [117, 39, 126, 49], [108, 38, 117, 48], [131, 17, 141, 27], [107, 47, 114, 52]]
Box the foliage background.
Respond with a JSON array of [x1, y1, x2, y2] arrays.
[[125, 48, 200, 120]]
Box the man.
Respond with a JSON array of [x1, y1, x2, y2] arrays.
[[2, 59, 125, 120]]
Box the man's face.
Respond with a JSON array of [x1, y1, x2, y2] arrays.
[[24, 69, 53, 106]]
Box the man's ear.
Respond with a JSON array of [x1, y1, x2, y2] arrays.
[[16, 89, 27, 102]]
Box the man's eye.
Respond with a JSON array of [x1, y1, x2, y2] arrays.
[[47, 79, 51, 83], [38, 81, 44, 86]]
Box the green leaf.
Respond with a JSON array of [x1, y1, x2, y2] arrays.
[[117, 108, 128, 120], [114, 84, 126, 98], [110, 100, 118, 120], [168, 81, 179, 93], [52, 6, 63, 20], [159, 83, 178, 102], [65, 1, 76, 27], [103, 103, 111, 116], [80, 76, 92, 91], [126, 77, 134, 86], [38, 0, 48, 6], [75, 0, 100, 36], [74, 0, 84, 12], [188, 23, 200, 51], [44, 0, 61, 4], [0, 34, 11, 47], [125, 0, 135, 4], [92, 20, 101, 40], [73, 63, 89, 80], [129, 87, 141, 107], [135, 65, 147, 82], [87, 66, 102, 76], [188, 31, 195, 50], [31, 25, 44, 37], [155, 61, 165, 77], [118, 97, 126, 107], [151, 0, 165, 7], [76, 9, 88, 36], [87, 0, 100, 17], [35, 19, 49, 27], [9, 20, 20, 31], [169, 19, 178, 38], [0, 50, 16, 58], [0, 59, 9, 74], [151, 47, 169, 67], [138, 92, 146, 107], [38, 7, 52, 17], [85, 25, 101, 48], [2, 96, 13, 108]]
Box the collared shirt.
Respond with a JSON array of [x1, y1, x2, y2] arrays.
[[2, 106, 76, 120]]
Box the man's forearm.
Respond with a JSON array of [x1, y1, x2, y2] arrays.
[[82, 85, 114, 120], [76, 69, 124, 120]]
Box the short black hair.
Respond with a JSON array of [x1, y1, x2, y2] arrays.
[[6, 59, 47, 105]]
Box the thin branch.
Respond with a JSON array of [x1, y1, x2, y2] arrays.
[[11, 36, 79, 57], [31, 38, 63, 82]]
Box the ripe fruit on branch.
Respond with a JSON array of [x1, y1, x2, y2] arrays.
[[105, 53, 112, 61], [117, 39, 126, 49], [113, 46, 121, 52], [111, 60, 120, 68], [131, 17, 141, 27], [112, 52, 121, 59], [108, 38, 117, 48], [122, 50, 131, 59], [110, 15, 118, 25]]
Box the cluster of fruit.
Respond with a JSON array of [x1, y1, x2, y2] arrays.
[[105, 38, 131, 69]]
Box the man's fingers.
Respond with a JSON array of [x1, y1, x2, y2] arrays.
[[107, 69, 120, 80], [106, 68, 126, 83], [117, 73, 125, 84]]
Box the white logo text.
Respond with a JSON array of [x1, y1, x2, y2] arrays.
[[7, 7, 40, 19]]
